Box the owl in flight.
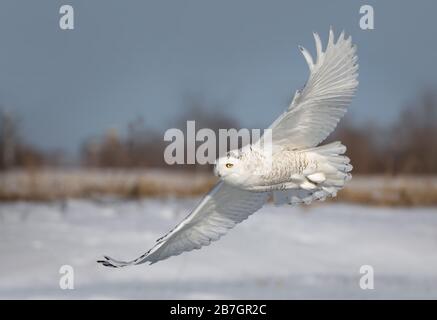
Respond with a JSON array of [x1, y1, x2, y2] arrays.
[[98, 28, 358, 267]]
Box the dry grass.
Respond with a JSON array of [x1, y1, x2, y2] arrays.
[[1, 169, 437, 206], [0, 168, 217, 202], [335, 175, 437, 206], [336, 185, 437, 206]]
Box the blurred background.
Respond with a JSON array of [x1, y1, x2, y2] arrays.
[[1, 0, 437, 299]]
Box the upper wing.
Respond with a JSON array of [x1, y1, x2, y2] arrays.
[[269, 28, 358, 149], [98, 181, 268, 267]]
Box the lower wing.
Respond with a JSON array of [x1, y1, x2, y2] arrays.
[[98, 181, 269, 267]]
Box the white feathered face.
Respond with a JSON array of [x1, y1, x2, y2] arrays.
[[214, 152, 244, 185]]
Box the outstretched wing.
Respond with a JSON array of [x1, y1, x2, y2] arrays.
[[269, 28, 358, 149], [98, 182, 268, 267]]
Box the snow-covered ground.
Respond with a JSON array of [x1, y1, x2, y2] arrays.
[[1, 199, 437, 299]]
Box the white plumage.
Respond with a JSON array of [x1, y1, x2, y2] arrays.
[[98, 28, 358, 267], [270, 29, 358, 149]]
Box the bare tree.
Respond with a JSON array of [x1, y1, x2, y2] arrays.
[[0, 109, 18, 169]]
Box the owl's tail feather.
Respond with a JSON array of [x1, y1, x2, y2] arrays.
[[273, 141, 352, 205]]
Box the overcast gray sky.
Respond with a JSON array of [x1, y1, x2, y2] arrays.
[[0, 0, 436, 153]]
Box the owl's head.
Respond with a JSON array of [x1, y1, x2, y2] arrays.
[[214, 151, 244, 185]]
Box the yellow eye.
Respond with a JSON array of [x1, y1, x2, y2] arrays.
[[225, 163, 233, 168]]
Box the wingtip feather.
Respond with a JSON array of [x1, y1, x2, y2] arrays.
[[313, 32, 323, 61], [298, 45, 314, 70]]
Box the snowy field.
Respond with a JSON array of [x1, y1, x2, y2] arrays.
[[1, 199, 437, 299]]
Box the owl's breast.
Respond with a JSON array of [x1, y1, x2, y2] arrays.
[[242, 150, 315, 190]]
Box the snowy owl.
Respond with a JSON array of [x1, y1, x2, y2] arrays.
[[98, 28, 358, 267]]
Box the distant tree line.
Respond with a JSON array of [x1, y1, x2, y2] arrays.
[[80, 96, 240, 171], [2, 92, 437, 174], [0, 110, 63, 170], [330, 92, 437, 174]]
